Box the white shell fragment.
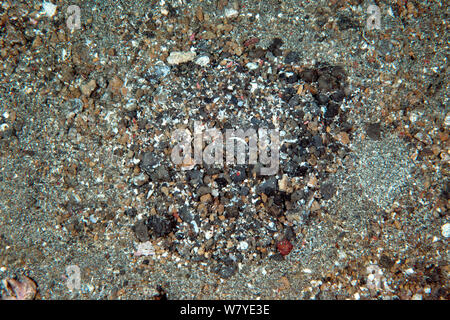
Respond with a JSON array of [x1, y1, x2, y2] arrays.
[[167, 51, 196, 65], [134, 241, 155, 257], [42, 1, 57, 17]]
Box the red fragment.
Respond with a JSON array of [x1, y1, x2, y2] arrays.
[[244, 37, 259, 47], [277, 240, 293, 256]]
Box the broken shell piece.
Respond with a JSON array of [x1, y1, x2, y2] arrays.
[[134, 241, 155, 257], [2, 276, 38, 300]]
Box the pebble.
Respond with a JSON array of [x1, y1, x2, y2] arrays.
[[336, 132, 350, 145], [134, 220, 149, 242], [237, 241, 249, 251], [441, 223, 450, 238], [246, 62, 259, 70], [166, 51, 196, 65], [366, 122, 381, 140], [445, 113, 450, 127], [80, 79, 97, 97], [42, 1, 57, 17], [195, 56, 210, 67], [140, 152, 159, 173], [278, 174, 289, 192], [108, 76, 123, 94], [284, 51, 301, 64], [147, 215, 175, 238], [134, 241, 155, 257], [320, 182, 336, 200], [153, 62, 170, 79], [132, 173, 149, 187], [224, 8, 239, 18], [414, 132, 433, 145]]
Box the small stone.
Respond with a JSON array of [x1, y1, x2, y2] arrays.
[[300, 68, 318, 83], [151, 166, 170, 182], [320, 182, 336, 200], [42, 1, 57, 18], [278, 174, 289, 192], [224, 8, 239, 18], [195, 56, 210, 67], [442, 223, 450, 238], [179, 207, 193, 222], [268, 38, 283, 56], [284, 51, 300, 64], [366, 122, 381, 140], [195, 6, 204, 21], [256, 177, 277, 196], [277, 240, 293, 256], [140, 152, 159, 173], [337, 132, 350, 145], [379, 254, 395, 269], [134, 220, 149, 242], [32, 35, 42, 49], [230, 167, 246, 183], [246, 62, 258, 70], [310, 200, 320, 212], [147, 215, 175, 238], [414, 131, 433, 145], [131, 173, 149, 186], [108, 76, 123, 95], [200, 194, 212, 203], [202, 31, 216, 40], [80, 79, 97, 97], [108, 48, 116, 56], [307, 175, 318, 188], [444, 113, 450, 127], [166, 51, 196, 65], [134, 241, 155, 257], [237, 241, 249, 251], [2, 276, 38, 300], [152, 62, 170, 79], [124, 208, 137, 218]]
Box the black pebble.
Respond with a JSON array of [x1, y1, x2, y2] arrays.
[[366, 123, 381, 140], [124, 207, 137, 218], [146, 215, 176, 238], [284, 51, 301, 64], [134, 220, 149, 242], [300, 68, 318, 83], [320, 183, 336, 200]]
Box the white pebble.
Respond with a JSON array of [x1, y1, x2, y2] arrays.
[[195, 56, 210, 67], [441, 223, 450, 238], [246, 62, 258, 70], [445, 113, 450, 127], [238, 241, 249, 251], [42, 1, 57, 17], [167, 51, 196, 65], [224, 8, 238, 18], [205, 230, 213, 240], [405, 268, 415, 275], [134, 241, 155, 257]]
